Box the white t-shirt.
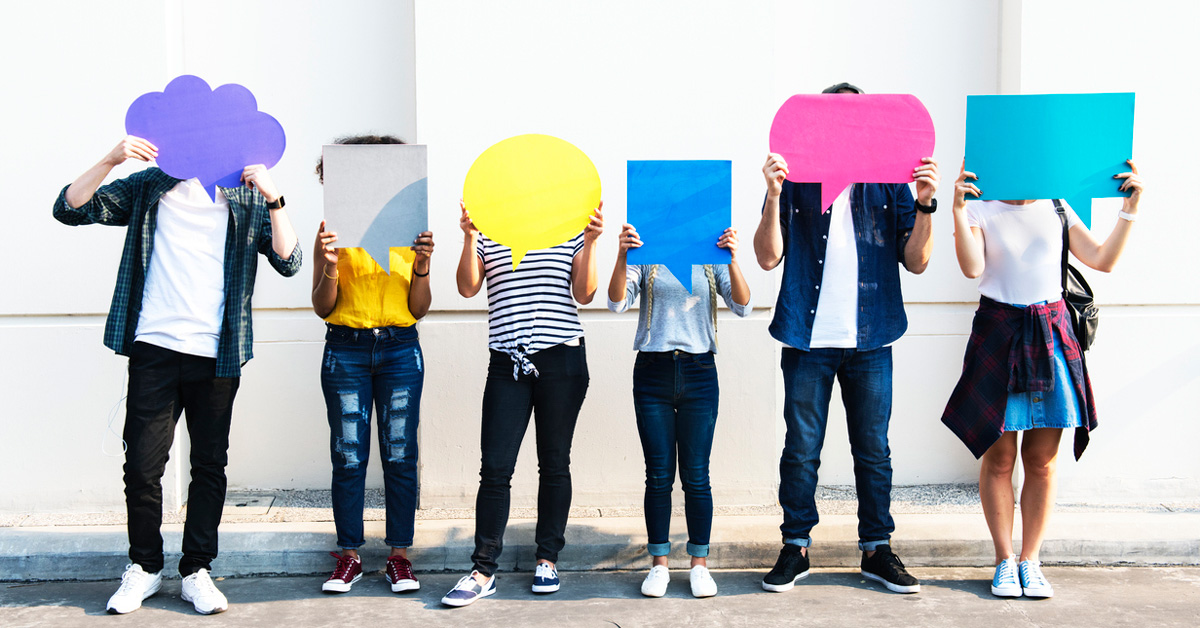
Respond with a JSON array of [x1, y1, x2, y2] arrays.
[[135, 178, 230, 358], [965, 199, 1081, 306], [809, 185, 858, 348]]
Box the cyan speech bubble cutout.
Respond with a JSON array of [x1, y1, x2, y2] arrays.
[[125, 75, 286, 201], [322, 144, 428, 273], [770, 94, 935, 213], [626, 160, 731, 293], [966, 93, 1135, 228]]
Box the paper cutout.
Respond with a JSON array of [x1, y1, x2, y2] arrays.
[[769, 94, 935, 212], [965, 93, 1135, 227], [322, 144, 428, 273], [625, 160, 731, 293], [125, 75, 286, 201], [462, 134, 601, 269]]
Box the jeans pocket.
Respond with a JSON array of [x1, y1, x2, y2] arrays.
[[325, 326, 355, 345]]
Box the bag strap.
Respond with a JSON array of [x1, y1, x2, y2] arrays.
[[1052, 199, 1068, 297]]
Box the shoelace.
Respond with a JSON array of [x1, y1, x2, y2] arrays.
[[996, 559, 1017, 584], [190, 570, 219, 596], [453, 574, 478, 592], [1021, 561, 1048, 586], [116, 565, 147, 595], [387, 556, 415, 581], [535, 563, 555, 579], [329, 552, 359, 581], [881, 551, 908, 576]]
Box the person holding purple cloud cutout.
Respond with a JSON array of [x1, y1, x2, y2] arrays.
[[941, 159, 1144, 599], [310, 134, 435, 596], [753, 82, 938, 596], [52, 134, 301, 615], [606, 223, 750, 598]]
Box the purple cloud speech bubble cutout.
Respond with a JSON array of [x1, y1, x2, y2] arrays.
[[126, 75, 286, 201]]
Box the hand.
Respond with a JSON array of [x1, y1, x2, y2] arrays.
[[413, 230, 435, 272], [952, 161, 982, 211], [763, 153, 789, 197], [617, 223, 642, 258], [717, 227, 739, 260], [242, 165, 280, 203], [914, 157, 939, 205], [315, 220, 339, 268], [1115, 159, 1143, 212], [105, 136, 157, 166], [583, 201, 604, 244], [459, 199, 478, 236]]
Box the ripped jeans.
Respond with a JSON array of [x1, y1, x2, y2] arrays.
[[320, 324, 424, 549]]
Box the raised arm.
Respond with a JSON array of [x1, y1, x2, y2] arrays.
[[311, 221, 340, 318], [950, 162, 986, 279], [902, 157, 938, 274], [718, 227, 751, 307], [1067, 160, 1144, 273], [64, 136, 158, 210], [754, 153, 788, 270], [243, 165, 298, 261], [456, 200, 485, 298], [607, 222, 642, 306], [408, 231, 435, 319], [571, 202, 605, 305]]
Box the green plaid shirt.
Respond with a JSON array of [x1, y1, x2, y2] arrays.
[[53, 167, 302, 377]]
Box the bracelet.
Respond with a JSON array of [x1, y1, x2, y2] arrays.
[[322, 266, 339, 280], [412, 269, 429, 277], [1118, 210, 1138, 222]]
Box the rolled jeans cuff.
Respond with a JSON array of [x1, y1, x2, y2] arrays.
[[859, 539, 890, 552], [784, 537, 812, 548], [687, 542, 709, 558], [647, 542, 671, 557]]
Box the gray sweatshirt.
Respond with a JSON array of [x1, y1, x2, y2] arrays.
[[607, 264, 750, 354]]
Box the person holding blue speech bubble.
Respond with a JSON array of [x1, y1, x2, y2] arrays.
[[441, 197, 604, 607], [311, 135, 436, 596], [53, 135, 301, 615], [606, 223, 750, 598], [942, 159, 1144, 599], [753, 82, 938, 596]]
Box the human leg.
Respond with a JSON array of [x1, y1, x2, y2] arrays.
[[632, 352, 678, 567], [839, 346, 895, 549], [319, 337, 374, 555], [675, 353, 719, 567], [1018, 428, 1063, 563], [375, 338, 424, 553], [980, 431, 1019, 563], [777, 348, 839, 546]]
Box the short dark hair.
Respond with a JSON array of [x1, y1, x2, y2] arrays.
[[315, 134, 406, 183], [822, 82, 864, 94]]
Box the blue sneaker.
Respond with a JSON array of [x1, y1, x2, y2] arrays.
[[532, 562, 560, 593], [1019, 560, 1054, 598], [991, 557, 1021, 597], [441, 571, 496, 607]]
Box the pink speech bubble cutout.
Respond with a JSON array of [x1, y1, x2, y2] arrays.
[[769, 94, 935, 212]]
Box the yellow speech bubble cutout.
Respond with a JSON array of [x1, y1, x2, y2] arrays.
[[463, 134, 601, 269]]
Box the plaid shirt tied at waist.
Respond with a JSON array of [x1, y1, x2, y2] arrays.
[[940, 296, 1097, 460]]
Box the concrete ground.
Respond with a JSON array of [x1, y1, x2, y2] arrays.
[[3, 568, 1199, 628]]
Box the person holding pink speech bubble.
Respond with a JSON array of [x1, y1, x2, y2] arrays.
[[607, 223, 751, 598], [753, 83, 939, 595], [53, 135, 301, 615], [941, 160, 1145, 599], [311, 134, 436, 596], [442, 197, 604, 607]]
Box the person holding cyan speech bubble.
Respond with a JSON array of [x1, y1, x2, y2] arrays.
[[754, 82, 938, 596], [941, 158, 1144, 599], [607, 218, 750, 599], [53, 75, 300, 616], [311, 135, 435, 596], [442, 135, 603, 607]]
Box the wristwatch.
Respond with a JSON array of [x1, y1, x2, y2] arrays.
[[915, 198, 937, 214], [265, 196, 286, 210]]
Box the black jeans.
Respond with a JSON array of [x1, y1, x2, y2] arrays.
[[123, 342, 239, 576], [471, 342, 589, 576]]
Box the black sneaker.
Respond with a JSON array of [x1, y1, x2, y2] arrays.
[[762, 544, 810, 592], [860, 545, 921, 593]]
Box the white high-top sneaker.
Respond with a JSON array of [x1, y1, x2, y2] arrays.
[[181, 568, 228, 614], [106, 564, 162, 614]]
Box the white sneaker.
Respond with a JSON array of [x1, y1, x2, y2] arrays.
[[640, 565, 670, 597], [181, 568, 228, 614], [106, 564, 162, 614], [689, 565, 718, 598]]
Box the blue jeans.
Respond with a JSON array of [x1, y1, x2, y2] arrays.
[[779, 346, 894, 551], [633, 351, 719, 558], [320, 324, 424, 549]]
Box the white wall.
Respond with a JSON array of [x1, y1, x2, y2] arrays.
[[2, 0, 1195, 514]]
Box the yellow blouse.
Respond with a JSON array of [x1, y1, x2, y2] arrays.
[[324, 247, 418, 329]]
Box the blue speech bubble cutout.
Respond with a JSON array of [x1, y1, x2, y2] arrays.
[[358, 177, 428, 273], [626, 160, 732, 292], [126, 75, 286, 201], [966, 93, 1134, 227]]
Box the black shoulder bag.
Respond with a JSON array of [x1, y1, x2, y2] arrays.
[[1053, 199, 1099, 351]]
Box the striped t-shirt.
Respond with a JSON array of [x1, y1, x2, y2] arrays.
[[476, 233, 585, 376]]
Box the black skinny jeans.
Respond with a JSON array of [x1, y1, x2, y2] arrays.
[[123, 342, 239, 576], [471, 342, 589, 576]]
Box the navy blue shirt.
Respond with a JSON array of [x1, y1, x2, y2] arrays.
[[767, 181, 916, 351]]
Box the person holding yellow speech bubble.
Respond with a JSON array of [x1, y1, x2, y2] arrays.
[[442, 170, 604, 607]]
